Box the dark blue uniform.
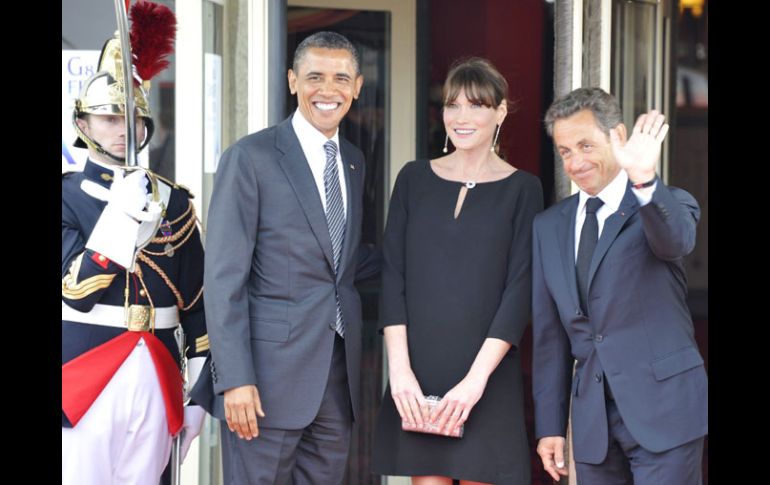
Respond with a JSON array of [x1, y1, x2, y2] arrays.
[[62, 159, 207, 428]]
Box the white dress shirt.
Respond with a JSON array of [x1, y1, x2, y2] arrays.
[[574, 169, 658, 261], [291, 109, 348, 216]]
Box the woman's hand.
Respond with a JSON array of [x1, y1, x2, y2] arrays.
[[430, 374, 488, 436], [383, 324, 429, 429], [389, 366, 428, 430]]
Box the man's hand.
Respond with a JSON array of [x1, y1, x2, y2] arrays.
[[83, 170, 157, 269], [537, 436, 569, 481], [223, 385, 265, 440], [109, 170, 155, 221], [135, 200, 163, 250], [610, 109, 669, 184]]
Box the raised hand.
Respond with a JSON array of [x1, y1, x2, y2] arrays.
[[110, 170, 150, 218], [610, 109, 669, 184]]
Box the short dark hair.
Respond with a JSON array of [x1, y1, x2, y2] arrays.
[[544, 87, 622, 137], [443, 57, 509, 109], [292, 31, 360, 75]]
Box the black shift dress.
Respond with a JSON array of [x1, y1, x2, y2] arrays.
[[372, 160, 543, 484]]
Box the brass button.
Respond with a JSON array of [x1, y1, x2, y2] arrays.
[[139, 289, 147, 298], [97, 255, 106, 262]]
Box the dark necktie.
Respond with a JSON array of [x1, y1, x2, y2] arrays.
[[323, 140, 346, 337], [576, 197, 604, 315]]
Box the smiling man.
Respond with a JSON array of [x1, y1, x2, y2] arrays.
[[532, 88, 707, 485], [196, 31, 381, 484]]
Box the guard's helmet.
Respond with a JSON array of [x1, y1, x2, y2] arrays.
[[72, 1, 176, 163], [72, 34, 155, 161]]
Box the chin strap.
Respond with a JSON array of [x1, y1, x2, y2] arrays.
[[72, 110, 155, 164]]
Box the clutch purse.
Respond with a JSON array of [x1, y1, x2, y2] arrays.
[[400, 395, 464, 438]]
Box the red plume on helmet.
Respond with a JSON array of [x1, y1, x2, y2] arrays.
[[129, 0, 177, 83]]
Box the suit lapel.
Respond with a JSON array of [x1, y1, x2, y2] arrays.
[[274, 117, 336, 272], [557, 195, 581, 311], [587, 184, 640, 288], [336, 139, 361, 280]]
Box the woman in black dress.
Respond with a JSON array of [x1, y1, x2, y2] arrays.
[[372, 58, 543, 485]]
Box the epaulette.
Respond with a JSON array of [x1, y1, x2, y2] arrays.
[[153, 172, 195, 199]]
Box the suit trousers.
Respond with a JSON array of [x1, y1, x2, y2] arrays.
[[221, 334, 353, 484], [575, 398, 704, 485]]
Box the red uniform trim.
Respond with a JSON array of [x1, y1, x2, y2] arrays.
[[62, 331, 184, 435], [144, 333, 185, 434], [90, 252, 110, 269]]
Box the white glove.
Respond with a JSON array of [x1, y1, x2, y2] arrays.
[[136, 200, 163, 250], [109, 170, 154, 221], [83, 170, 157, 269], [179, 405, 207, 462], [85, 205, 140, 269]]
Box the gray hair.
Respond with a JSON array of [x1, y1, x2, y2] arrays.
[[544, 87, 622, 137], [292, 31, 360, 75]]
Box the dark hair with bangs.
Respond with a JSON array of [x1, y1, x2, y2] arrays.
[[443, 57, 509, 109]]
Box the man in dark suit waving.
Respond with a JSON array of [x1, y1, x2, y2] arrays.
[[532, 88, 707, 485], [201, 31, 378, 484]]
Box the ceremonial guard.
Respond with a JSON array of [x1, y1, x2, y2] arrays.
[[61, 3, 208, 484]]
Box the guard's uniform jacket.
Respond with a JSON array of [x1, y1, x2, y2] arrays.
[[62, 159, 207, 435]]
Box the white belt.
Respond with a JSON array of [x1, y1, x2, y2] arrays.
[[61, 302, 179, 330]]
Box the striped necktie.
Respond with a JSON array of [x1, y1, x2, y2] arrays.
[[324, 140, 346, 337]]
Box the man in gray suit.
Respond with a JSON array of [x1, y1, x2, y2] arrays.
[[532, 88, 707, 484], [201, 32, 379, 484]]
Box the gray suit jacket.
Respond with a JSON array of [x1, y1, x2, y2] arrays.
[[532, 181, 707, 464], [194, 115, 367, 430]]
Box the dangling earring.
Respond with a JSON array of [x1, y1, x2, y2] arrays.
[[491, 124, 501, 153], [443, 134, 449, 153]]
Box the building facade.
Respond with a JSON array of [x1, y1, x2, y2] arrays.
[[61, 1, 708, 483]]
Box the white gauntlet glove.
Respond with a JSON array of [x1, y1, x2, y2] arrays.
[[179, 405, 207, 462], [84, 170, 157, 269], [136, 200, 163, 250], [109, 170, 151, 218]]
